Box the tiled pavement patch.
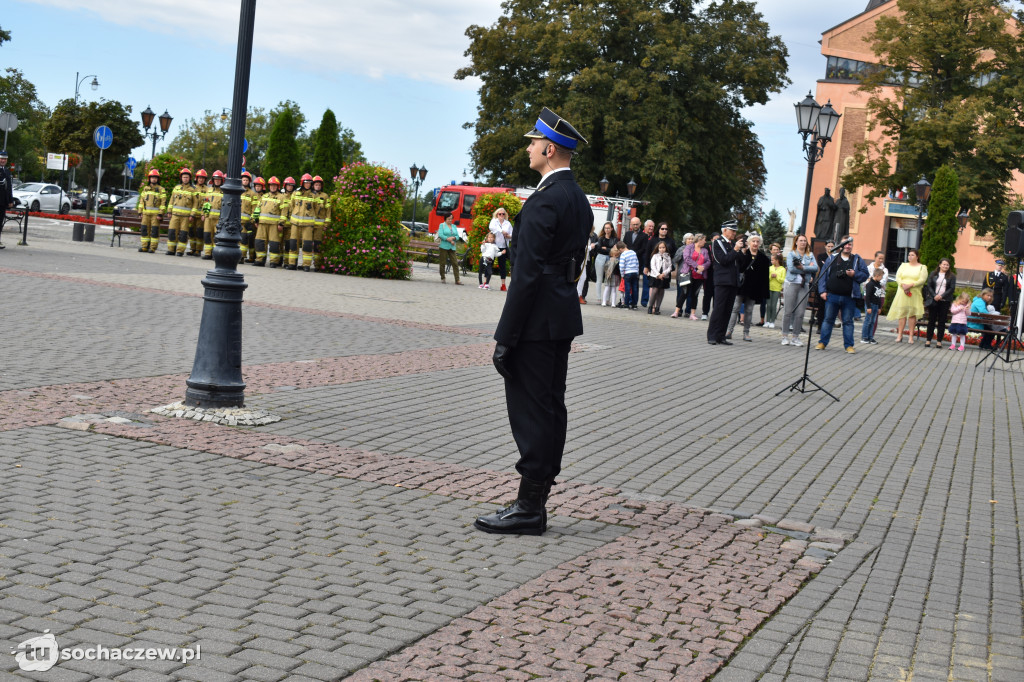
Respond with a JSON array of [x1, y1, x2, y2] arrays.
[[347, 509, 814, 682]]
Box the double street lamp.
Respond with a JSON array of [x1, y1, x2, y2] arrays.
[[410, 164, 428, 228], [141, 106, 173, 159], [914, 174, 932, 251], [794, 92, 842, 236], [70, 73, 99, 192], [598, 177, 637, 237]]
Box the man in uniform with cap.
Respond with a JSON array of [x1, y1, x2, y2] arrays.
[[707, 219, 745, 345], [474, 107, 592, 537], [0, 151, 13, 249], [985, 259, 1009, 312]]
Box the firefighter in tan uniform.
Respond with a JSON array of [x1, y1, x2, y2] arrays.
[[135, 168, 166, 253], [288, 173, 317, 270], [308, 175, 331, 271], [276, 177, 296, 269], [239, 171, 260, 263], [254, 176, 290, 267], [187, 169, 210, 255], [200, 170, 225, 259], [166, 168, 198, 256]]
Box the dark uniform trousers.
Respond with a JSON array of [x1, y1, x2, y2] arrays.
[[505, 337, 572, 483], [708, 286, 737, 342]]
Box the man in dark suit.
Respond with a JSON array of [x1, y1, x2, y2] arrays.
[[707, 220, 744, 345], [623, 216, 642, 250], [475, 107, 592, 536], [986, 259, 1009, 312]]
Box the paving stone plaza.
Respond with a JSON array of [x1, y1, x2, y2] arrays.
[[0, 224, 1022, 681]]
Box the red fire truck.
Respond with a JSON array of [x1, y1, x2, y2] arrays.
[[427, 182, 637, 237]]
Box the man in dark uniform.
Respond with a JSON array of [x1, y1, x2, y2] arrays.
[[0, 151, 13, 249], [475, 107, 592, 536], [707, 219, 744, 345], [985, 259, 1009, 312]]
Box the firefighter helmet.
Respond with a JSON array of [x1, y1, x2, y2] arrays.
[[283, 176, 295, 186], [147, 168, 160, 178], [254, 176, 265, 187], [268, 176, 280, 186], [312, 175, 323, 183], [300, 173, 313, 183], [179, 167, 192, 177], [195, 169, 208, 180], [212, 170, 226, 181], [241, 170, 252, 179]]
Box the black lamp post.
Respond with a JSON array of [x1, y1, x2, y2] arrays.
[[70, 73, 99, 192], [183, 0, 256, 409], [141, 106, 173, 159], [957, 208, 970, 234], [915, 174, 931, 251], [409, 163, 428, 227], [794, 92, 842, 236]]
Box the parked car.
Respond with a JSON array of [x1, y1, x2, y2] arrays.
[[401, 221, 430, 235], [12, 183, 71, 214], [111, 194, 139, 216]]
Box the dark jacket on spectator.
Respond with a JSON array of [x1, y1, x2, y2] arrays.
[[738, 250, 770, 303]]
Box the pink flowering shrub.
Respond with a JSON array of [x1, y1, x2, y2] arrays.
[[320, 163, 411, 279]]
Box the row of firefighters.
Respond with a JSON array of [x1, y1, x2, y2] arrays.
[[134, 167, 331, 270]]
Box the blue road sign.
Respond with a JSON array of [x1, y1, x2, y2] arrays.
[[94, 125, 113, 150], [243, 139, 249, 154], [126, 156, 138, 171]]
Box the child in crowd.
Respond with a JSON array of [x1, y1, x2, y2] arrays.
[[617, 240, 640, 310], [948, 291, 971, 351], [478, 232, 501, 289], [647, 241, 672, 314], [861, 268, 886, 344], [603, 245, 621, 307], [766, 253, 785, 328]]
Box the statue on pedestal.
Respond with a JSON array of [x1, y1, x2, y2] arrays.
[[833, 187, 850, 242], [813, 188, 835, 240]]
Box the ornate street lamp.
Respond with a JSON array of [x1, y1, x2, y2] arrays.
[[957, 208, 970, 234], [141, 106, 173, 159], [183, 0, 256, 409], [794, 92, 842, 236], [915, 174, 931, 251], [410, 164, 428, 229]]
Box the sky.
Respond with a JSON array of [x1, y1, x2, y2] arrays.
[[3, 0, 859, 219]]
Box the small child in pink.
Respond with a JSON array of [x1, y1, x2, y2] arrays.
[[948, 291, 971, 351]]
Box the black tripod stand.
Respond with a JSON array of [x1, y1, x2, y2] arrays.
[[776, 246, 842, 402], [977, 271, 1023, 372]]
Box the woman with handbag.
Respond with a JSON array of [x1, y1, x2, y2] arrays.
[[726, 234, 769, 341], [924, 258, 956, 347], [670, 234, 695, 318], [682, 234, 710, 319]]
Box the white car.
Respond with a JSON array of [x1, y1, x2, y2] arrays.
[[12, 183, 71, 214]]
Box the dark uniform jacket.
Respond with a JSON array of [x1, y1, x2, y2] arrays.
[[711, 236, 741, 286], [494, 170, 592, 346], [0, 165, 12, 207]]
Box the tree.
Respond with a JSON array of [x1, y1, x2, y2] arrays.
[[41, 98, 144, 197], [165, 110, 230, 172], [918, 165, 960, 271], [759, 208, 787, 250], [456, 0, 789, 233], [841, 0, 1024, 243], [0, 68, 49, 180], [309, 108, 365, 192], [0, 26, 10, 47], [263, 108, 301, 181]]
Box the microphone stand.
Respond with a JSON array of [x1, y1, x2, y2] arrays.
[[978, 258, 1023, 371], [776, 246, 843, 402]]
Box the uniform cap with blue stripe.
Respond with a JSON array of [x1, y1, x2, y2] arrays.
[[524, 107, 588, 150]]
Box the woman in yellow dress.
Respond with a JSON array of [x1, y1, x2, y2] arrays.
[[887, 248, 929, 343]]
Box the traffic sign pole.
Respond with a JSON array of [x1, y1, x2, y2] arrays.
[[93, 148, 104, 220]]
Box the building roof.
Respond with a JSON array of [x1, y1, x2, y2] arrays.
[[865, 0, 893, 9]]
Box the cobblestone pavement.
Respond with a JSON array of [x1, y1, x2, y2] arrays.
[[0, 236, 1021, 680]]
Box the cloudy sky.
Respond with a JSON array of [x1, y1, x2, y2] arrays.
[[4, 0, 858, 220]]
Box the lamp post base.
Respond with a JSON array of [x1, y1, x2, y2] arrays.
[[184, 262, 247, 408]]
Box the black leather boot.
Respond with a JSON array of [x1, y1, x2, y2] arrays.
[[474, 477, 550, 535]]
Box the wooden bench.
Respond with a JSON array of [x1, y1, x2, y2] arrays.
[[406, 238, 438, 265], [967, 312, 1011, 344], [110, 210, 171, 247]]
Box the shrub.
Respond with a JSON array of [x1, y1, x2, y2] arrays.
[[319, 163, 410, 279], [467, 191, 522, 268]]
